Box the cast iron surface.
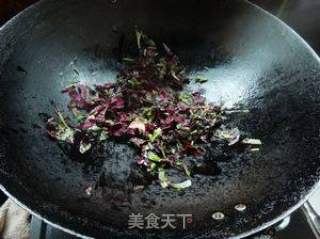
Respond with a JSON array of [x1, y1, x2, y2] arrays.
[[0, 0, 320, 238]]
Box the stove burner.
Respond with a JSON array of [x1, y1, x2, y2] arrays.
[[30, 207, 318, 239]]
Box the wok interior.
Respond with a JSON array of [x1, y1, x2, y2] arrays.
[[0, 0, 320, 238]]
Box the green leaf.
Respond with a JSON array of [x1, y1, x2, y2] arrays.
[[250, 148, 260, 152], [214, 128, 240, 146], [56, 111, 68, 128], [171, 180, 192, 190], [145, 38, 156, 47], [158, 169, 169, 188], [178, 92, 192, 105], [183, 164, 191, 177], [88, 125, 101, 131], [150, 162, 157, 172], [66, 80, 80, 88], [122, 57, 135, 63], [54, 111, 75, 143], [143, 107, 155, 121], [175, 161, 191, 177], [99, 131, 108, 142], [195, 75, 208, 84], [73, 68, 80, 77], [128, 78, 142, 87], [105, 120, 115, 125], [148, 151, 162, 162], [148, 128, 162, 142], [71, 108, 86, 123], [71, 68, 80, 83], [176, 124, 182, 130], [56, 127, 75, 144], [136, 30, 143, 49], [242, 138, 262, 145], [79, 141, 92, 154]]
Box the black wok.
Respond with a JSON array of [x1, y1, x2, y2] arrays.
[[0, 0, 320, 238]]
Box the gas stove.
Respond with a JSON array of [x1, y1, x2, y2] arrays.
[[30, 191, 320, 239], [29, 187, 320, 239]]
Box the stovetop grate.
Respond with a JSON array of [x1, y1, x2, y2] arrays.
[[30, 208, 317, 239]]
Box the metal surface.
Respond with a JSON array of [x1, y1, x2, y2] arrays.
[[303, 202, 320, 239], [31, 216, 79, 239], [31, 215, 48, 239], [0, 0, 320, 238], [303, 179, 320, 239], [308, 186, 320, 215]]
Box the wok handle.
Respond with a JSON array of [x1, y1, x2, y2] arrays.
[[302, 201, 320, 239], [30, 216, 47, 239], [30, 215, 79, 239]]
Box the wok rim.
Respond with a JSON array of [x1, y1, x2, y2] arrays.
[[0, 0, 319, 238]]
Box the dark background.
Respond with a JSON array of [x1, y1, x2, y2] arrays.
[[0, 0, 320, 53]]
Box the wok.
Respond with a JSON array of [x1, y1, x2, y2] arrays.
[[0, 0, 320, 238]]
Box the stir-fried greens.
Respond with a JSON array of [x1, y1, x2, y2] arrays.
[[47, 31, 261, 190]]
